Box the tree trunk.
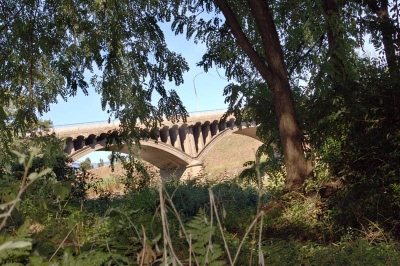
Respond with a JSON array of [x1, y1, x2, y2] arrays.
[[366, 0, 399, 75], [271, 76, 312, 190], [215, 0, 311, 190], [323, 0, 345, 80]]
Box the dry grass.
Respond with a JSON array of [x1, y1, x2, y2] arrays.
[[202, 134, 263, 180], [85, 164, 127, 198], [88, 163, 127, 180]]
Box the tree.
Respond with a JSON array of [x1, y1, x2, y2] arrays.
[[169, 0, 400, 193], [220, 0, 314, 190], [356, 0, 400, 75], [79, 158, 92, 172], [98, 159, 105, 168], [0, 0, 189, 143], [171, 0, 312, 190], [0, 0, 194, 187], [259, 0, 399, 228], [1, 117, 69, 180]]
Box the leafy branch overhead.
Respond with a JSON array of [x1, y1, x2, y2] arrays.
[[1, 0, 399, 217], [0, 0, 189, 138]]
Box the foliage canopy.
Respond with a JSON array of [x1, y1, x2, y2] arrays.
[[0, 0, 189, 138], [1, 1, 400, 263]]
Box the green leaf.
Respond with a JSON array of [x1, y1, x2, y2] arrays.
[[0, 198, 20, 211], [11, 151, 26, 165], [34, 168, 53, 180], [53, 183, 71, 200], [27, 172, 38, 182], [0, 241, 31, 251]]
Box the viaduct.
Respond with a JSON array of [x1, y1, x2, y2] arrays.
[[53, 110, 259, 179]]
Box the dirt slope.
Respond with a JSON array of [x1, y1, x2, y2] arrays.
[[202, 134, 262, 179]]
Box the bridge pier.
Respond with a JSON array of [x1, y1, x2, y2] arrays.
[[181, 160, 204, 181], [159, 165, 186, 179], [170, 126, 183, 150], [65, 138, 75, 154], [181, 126, 197, 157]]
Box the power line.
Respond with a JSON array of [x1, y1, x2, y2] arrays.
[[193, 72, 204, 112]]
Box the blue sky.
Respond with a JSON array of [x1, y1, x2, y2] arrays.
[[41, 23, 229, 127], [40, 23, 230, 163]]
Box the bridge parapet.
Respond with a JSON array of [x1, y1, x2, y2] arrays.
[[53, 110, 233, 139]]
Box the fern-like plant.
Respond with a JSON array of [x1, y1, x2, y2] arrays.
[[0, 221, 32, 265], [0, 149, 51, 264], [185, 209, 225, 266]]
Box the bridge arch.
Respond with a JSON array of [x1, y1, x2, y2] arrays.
[[69, 139, 202, 179], [69, 140, 193, 168], [233, 126, 259, 141], [196, 124, 259, 161]]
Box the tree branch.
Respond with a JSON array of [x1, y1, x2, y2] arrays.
[[247, 0, 289, 88], [288, 35, 325, 77], [214, 0, 273, 82], [0, 5, 23, 33]]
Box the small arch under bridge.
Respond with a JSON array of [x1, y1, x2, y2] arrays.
[[53, 111, 259, 179]]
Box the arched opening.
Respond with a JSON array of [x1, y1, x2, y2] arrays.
[[178, 126, 187, 153], [159, 126, 170, 143], [72, 151, 112, 169], [74, 136, 85, 150], [210, 121, 219, 137], [192, 122, 203, 153], [67, 140, 194, 177], [201, 122, 211, 144]]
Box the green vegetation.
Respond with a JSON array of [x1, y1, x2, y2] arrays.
[[1, 162, 400, 264], [79, 158, 93, 172], [1, 0, 400, 265]]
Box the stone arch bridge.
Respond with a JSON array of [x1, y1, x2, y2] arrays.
[[53, 110, 259, 179]]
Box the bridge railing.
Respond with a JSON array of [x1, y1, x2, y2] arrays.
[[52, 108, 228, 132], [184, 108, 226, 118], [52, 120, 119, 129]]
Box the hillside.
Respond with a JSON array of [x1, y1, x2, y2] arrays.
[[202, 133, 263, 179]]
